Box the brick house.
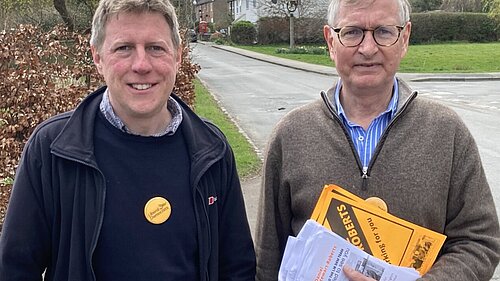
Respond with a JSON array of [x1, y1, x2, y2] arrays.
[[194, 0, 233, 30]]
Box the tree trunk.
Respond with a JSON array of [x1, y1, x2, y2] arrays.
[[53, 0, 74, 31]]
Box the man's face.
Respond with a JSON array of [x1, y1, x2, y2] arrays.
[[324, 0, 411, 91], [91, 11, 181, 125]]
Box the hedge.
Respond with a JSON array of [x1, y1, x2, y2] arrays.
[[230, 21, 257, 45], [410, 12, 498, 43], [255, 13, 499, 45]]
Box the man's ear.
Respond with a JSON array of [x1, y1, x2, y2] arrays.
[[90, 45, 103, 74], [323, 25, 337, 62], [175, 46, 182, 70], [400, 22, 412, 59]]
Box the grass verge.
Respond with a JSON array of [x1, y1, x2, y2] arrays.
[[193, 79, 262, 179], [235, 42, 500, 73]]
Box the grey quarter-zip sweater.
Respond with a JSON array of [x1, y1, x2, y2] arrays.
[[255, 78, 500, 281]]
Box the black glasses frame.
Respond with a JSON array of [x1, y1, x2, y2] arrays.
[[331, 25, 406, 47]]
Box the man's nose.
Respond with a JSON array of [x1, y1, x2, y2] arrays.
[[132, 48, 153, 73], [358, 30, 379, 56]]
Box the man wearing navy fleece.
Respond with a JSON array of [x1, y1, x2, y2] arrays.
[[0, 0, 255, 280]]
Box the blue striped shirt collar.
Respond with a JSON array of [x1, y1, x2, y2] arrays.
[[99, 88, 183, 137], [334, 78, 400, 169], [334, 77, 399, 122]]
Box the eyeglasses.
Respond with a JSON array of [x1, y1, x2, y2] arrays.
[[331, 25, 406, 47]]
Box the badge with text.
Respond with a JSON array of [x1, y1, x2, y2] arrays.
[[144, 197, 172, 224], [365, 196, 388, 212]]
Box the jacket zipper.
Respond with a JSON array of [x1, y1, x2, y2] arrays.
[[361, 167, 369, 190], [195, 185, 211, 281], [321, 93, 365, 174], [192, 147, 227, 281], [321, 90, 418, 190], [50, 150, 106, 281]]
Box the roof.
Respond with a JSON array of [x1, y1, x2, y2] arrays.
[[195, 0, 214, 5]]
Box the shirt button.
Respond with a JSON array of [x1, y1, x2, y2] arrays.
[[358, 136, 364, 142]]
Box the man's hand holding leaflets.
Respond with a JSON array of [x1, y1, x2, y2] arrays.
[[279, 184, 447, 281]]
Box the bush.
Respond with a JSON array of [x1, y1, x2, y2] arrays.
[[230, 21, 256, 45], [0, 0, 94, 33], [310, 47, 328, 55], [410, 12, 498, 43], [176, 28, 201, 107], [213, 38, 227, 45], [210, 31, 225, 42], [275, 46, 327, 55], [0, 25, 199, 232]]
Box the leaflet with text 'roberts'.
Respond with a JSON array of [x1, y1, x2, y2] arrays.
[[310, 184, 446, 275]]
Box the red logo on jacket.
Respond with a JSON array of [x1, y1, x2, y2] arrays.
[[208, 196, 218, 205]]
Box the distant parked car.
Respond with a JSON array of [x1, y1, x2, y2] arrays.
[[188, 29, 197, 42]]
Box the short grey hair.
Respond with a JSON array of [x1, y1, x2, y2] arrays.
[[90, 0, 181, 51], [327, 0, 411, 27]]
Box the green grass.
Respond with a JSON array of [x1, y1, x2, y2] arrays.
[[237, 44, 334, 67], [194, 79, 262, 179], [401, 43, 500, 73], [235, 42, 500, 73]]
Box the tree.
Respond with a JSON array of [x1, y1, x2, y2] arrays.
[[483, 0, 500, 13], [410, 0, 443, 12], [257, 0, 329, 47], [53, 0, 74, 31], [441, 0, 484, 11], [0, 0, 97, 31], [483, 0, 500, 28], [51, 0, 97, 31], [258, 0, 329, 18], [0, 0, 52, 30], [171, 0, 196, 29]]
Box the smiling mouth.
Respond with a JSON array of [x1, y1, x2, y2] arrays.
[[130, 83, 153, 90]]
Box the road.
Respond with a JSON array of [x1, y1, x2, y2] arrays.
[[192, 43, 332, 150], [191, 42, 500, 280]]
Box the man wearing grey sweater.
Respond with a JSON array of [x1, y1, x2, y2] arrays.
[[255, 0, 500, 280]]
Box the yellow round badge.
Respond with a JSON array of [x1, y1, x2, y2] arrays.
[[144, 197, 171, 224], [365, 197, 388, 212]]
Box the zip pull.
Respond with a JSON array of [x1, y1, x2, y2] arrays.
[[361, 167, 369, 190]]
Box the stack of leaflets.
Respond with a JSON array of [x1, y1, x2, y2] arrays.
[[279, 219, 421, 281], [310, 185, 447, 275]]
